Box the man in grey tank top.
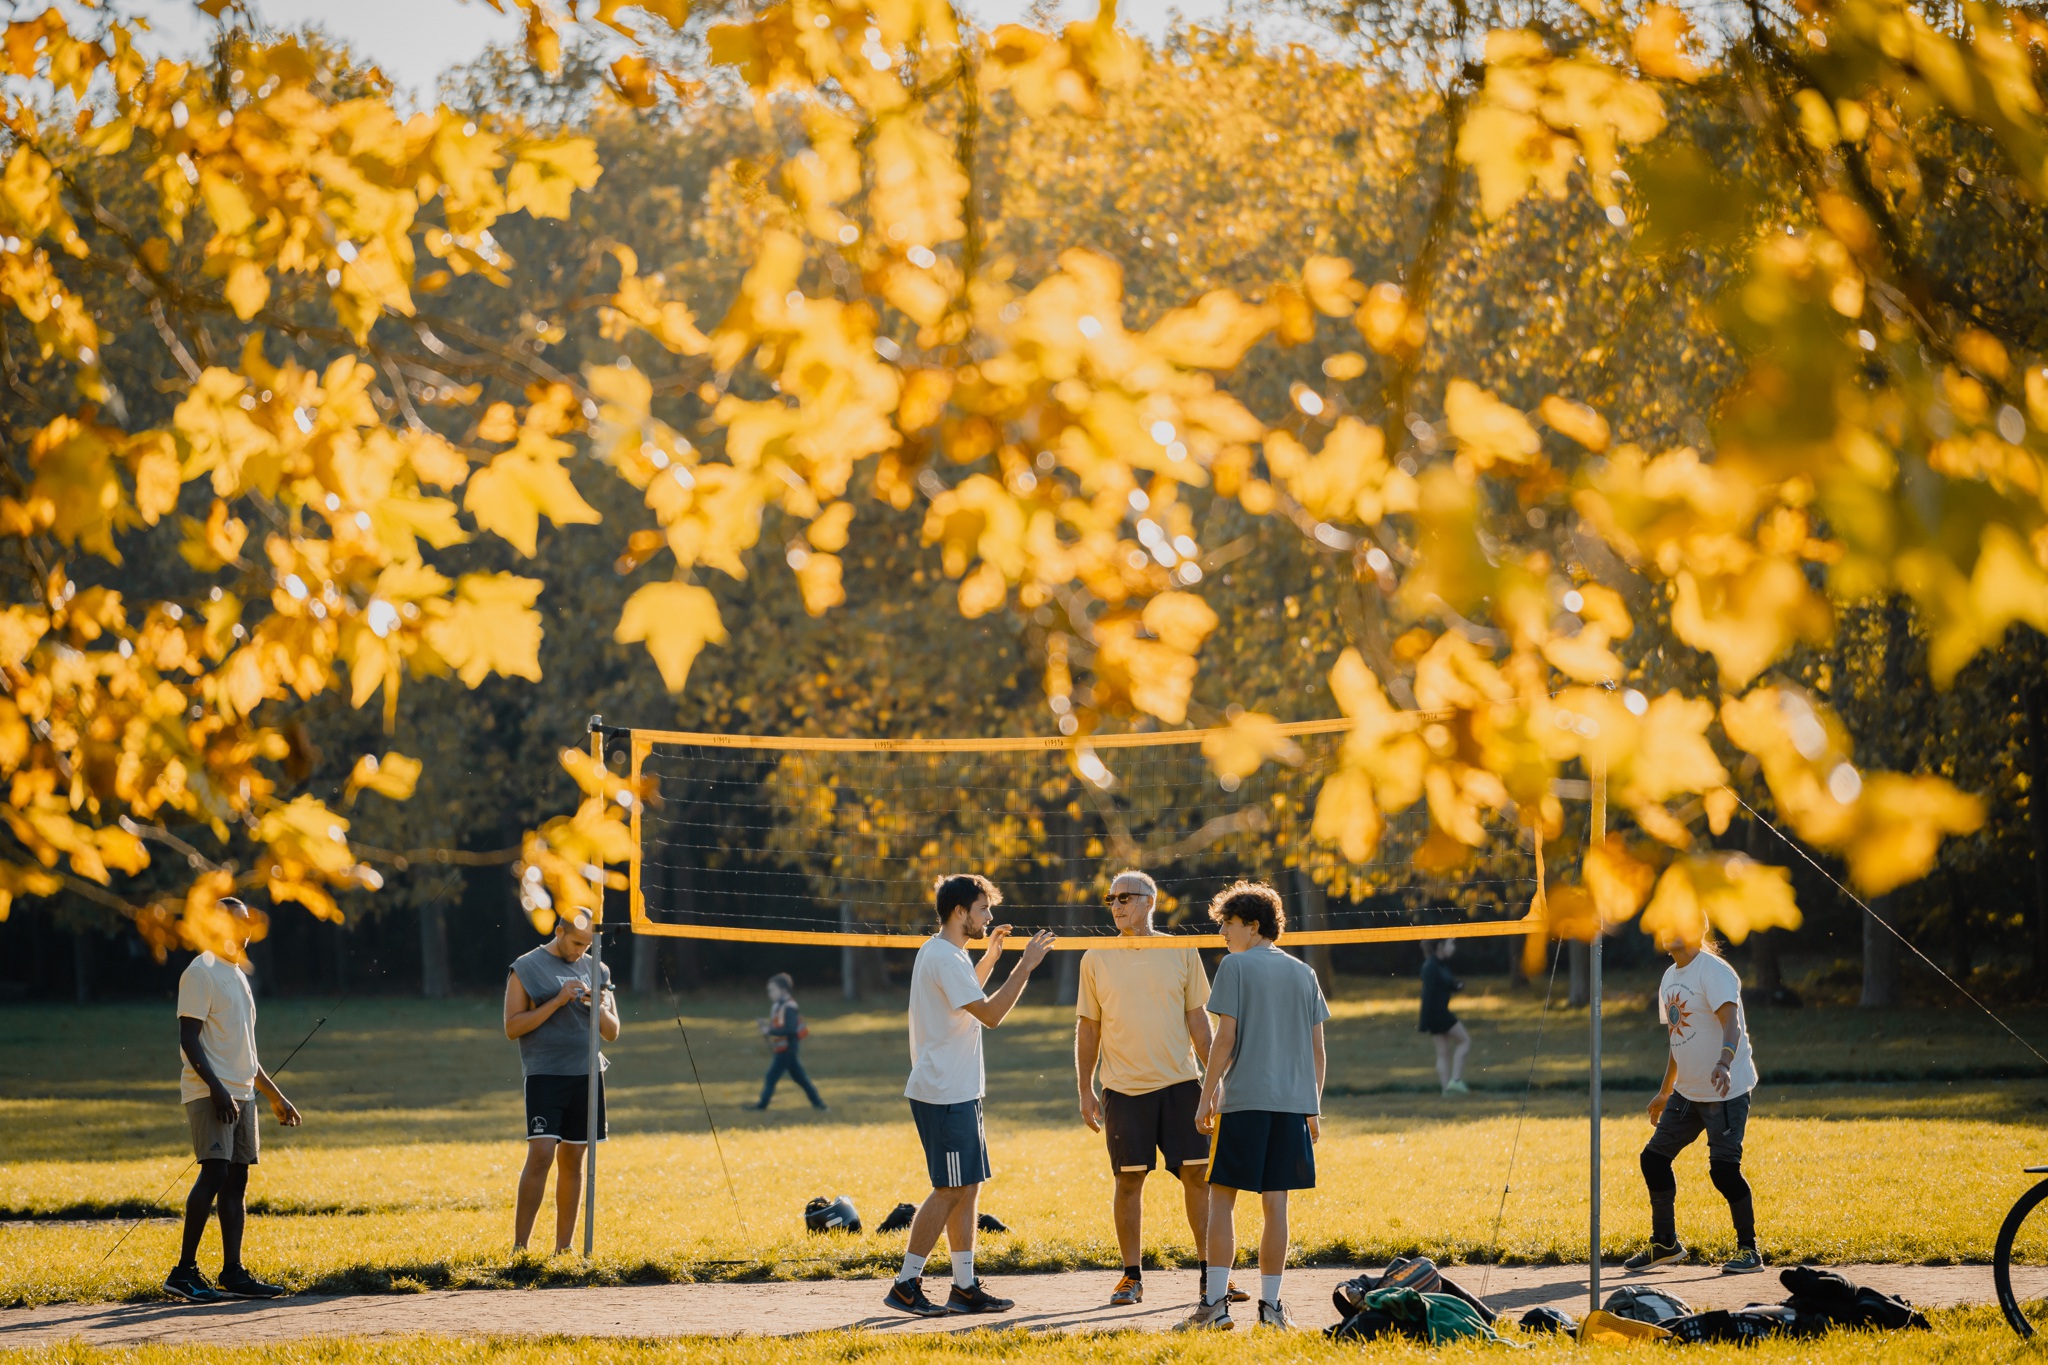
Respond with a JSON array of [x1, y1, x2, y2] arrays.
[[504, 912, 619, 1252]]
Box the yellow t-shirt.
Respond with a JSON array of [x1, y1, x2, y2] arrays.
[[1077, 944, 1211, 1096]]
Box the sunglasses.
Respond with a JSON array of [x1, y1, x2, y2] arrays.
[[1103, 891, 1153, 906]]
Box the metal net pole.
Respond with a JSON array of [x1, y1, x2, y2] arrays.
[[1589, 759, 1607, 1312], [584, 720, 605, 1260]]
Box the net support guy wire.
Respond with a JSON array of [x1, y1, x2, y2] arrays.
[[585, 718, 604, 1261], [1589, 757, 1606, 1314]]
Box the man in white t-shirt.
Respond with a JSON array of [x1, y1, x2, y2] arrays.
[[883, 873, 1055, 1318], [1626, 927, 1763, 1276], [166, 898, 303, 1303]]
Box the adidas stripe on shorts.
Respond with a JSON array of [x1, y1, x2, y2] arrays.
[[909, 1097, 993, 1189]]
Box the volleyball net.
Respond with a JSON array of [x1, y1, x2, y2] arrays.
[[621, 718, 1540, 950]]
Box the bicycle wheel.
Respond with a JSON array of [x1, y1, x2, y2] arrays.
[[1994, 1175, 2048, 1338]]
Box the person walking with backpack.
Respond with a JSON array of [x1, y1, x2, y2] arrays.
[[1418, 940, 1470, 1095], [1626, 925, 1763, 1275], [749, 972, 826, 1111], [1180, 880, 1329, 1332]]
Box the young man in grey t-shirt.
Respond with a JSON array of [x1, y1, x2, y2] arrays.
[[504, 912, 619, 1252], [1182, 881, 1328, 1332]]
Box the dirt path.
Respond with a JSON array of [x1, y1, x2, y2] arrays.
[[1, 1264, 2033, 1345]]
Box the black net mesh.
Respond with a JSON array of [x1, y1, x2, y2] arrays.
[[632, 730, 1538, 942]]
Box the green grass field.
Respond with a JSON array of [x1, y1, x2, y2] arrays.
[[5, 971, 2048, 1307], [0, 1312, 2037, 1365]]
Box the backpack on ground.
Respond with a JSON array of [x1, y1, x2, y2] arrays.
[[1602, 1284, 1693, 1326], [876, 1202, 917, 1233]]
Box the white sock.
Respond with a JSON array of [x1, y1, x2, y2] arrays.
[[1261, 1272, 1283, 1306], [1206, 1265, 1230, 1306], [896, 1252, 926, 1284], [951, 1250, 975, 1288]]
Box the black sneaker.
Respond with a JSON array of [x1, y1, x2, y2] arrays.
[[164, 1266, 227, 1304], [946, 1280, 1015, 1314], [883, 1278, 948, 1317], [1721, 1247, 1765, 1275], [217, 1268, 285, 1299], [1622, 1241, 1688, 1271]]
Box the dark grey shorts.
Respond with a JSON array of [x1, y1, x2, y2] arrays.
[[186, 1096, 259, 1164], [1644, 1091, 1750, 1165]]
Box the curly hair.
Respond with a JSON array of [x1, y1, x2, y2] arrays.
[[1207, 879, 1285, 940], [933, 873, 1002, 927]]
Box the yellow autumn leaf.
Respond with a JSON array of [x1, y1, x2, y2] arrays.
[[506, 137, 602, 220], [615, 580, 728, 691], [1142, 591, 1219, 654], [1538, 394, 1610, 450], [224, 260, 269, 320], [423, 573, 545, 686], [796, 551, 845, 615], [465, 448, 603, 556], [1641, 853, 1799, 947], [1445, 379, 1541, 471], [344, 751, 422, 805], [1201, 711, 1302, 781], [1311, 765, 1383, 863]]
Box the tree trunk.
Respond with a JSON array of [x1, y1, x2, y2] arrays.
[[1568, 939, 1591, 1008], [1056, 899, 1082, 1006], [1860, 894, 1900, 1008], [419, 895, 451, 999], [2029, 681, 2048, 983], [840, 901, 861, 1002], [631, 926, 658, 993], [1291, 869, 1336, 997], [72, 930, 91, 1005]]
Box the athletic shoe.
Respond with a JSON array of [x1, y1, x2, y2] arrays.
[[1226, 1280, 1250, 1303], [1721, 1247, 1765, 1275], [882, 1278, 948, 1317], [163, 1266, 228, 1304], [945, 1281, 1014, 1314], [1257, 1299, 1297, 1328], [1622, 1242, 1688, 1271], [1176, 1297, 1233, 1331], [1443, 1079, 1470, 1095], [1109, 1274, 1143, 1306], [217, 1269, 285, 1299], [743, 1102, 769, 1111]]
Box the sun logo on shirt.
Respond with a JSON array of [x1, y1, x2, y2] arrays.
[[1665, 990, 1696, 1043]]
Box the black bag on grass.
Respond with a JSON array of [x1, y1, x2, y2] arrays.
[[1519, 1306, 1578, 1335], [1778, 1266, 1929, 1331], [1667, 1304, 1812, 1344], [1603, 1285, 1692, 1326], [877, 1203, 917, 1234]]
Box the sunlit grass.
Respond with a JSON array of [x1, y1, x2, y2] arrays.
[[0, 1310, 2034, 1364], [5, 977, 2046, 1306]]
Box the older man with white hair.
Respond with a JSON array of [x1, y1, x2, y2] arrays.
[[1075, 870, 1241, 1308]]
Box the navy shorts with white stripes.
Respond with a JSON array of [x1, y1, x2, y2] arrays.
[[909, 1097, 992, 1189]]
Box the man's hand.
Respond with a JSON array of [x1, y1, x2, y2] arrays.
[[553, 979, 583, 1009], [1019, 928, 1057, 971], [1307, 1115, 1320, 1144], [270, 1093, 301, 1127], [210, 1085, 241, 1127], [1195, 1090, 1218, 1135], [1711, 1060, 1732, 1097], [1647, 1092, 1668, 1125], [1079, 1090, 1103, 1132], [981, 924, 1011, 958]]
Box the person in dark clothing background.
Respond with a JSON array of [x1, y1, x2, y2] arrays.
[[749, 973, 827, 1111], [1419, 940, 1470, 1095]]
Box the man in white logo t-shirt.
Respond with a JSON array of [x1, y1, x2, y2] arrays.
[[1626, 925, 1763, 1275], [882, 873, 1055, 1319]]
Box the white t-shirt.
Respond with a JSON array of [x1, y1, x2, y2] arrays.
[[905, 935, 987, 1105], [178, 952, 259, 1105], [1659, 951, 1757, 1102]]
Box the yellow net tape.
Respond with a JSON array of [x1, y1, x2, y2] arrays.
[[622, 719, 1538, 951]]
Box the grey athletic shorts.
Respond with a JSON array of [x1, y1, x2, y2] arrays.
[[186, 1096, 259, 1164]]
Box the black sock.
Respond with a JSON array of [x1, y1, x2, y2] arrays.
[[1196, 1260, 1206, 1278], [1124, 1264, 1142, 1279]]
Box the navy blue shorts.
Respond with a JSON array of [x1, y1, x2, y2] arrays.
[[1208, 1109, 1315, 1192], [909, 1098, 992, 1189]]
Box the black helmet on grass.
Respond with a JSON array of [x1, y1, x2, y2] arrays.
[[804, 1195, 861, 1233]]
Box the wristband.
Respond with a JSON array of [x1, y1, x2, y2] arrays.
[[1718, 1046, 1736, 1060]]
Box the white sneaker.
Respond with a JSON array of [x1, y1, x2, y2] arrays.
[[1176, 1297, 1233, 1331], [1258, 1299, 1296, 1328]]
